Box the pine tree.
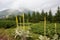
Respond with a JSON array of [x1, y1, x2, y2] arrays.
[[41, 10, 45, 21], [31, 11, 36, 23], [55, 7, 60, 23], [27, 12, 31, 22], [48, 10, 53, 23], [36, 12, 41, 22]]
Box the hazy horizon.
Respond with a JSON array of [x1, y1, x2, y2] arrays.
[[0, 0, 60, 14]]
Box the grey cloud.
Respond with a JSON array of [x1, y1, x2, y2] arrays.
[[0, 0, 60, 14]]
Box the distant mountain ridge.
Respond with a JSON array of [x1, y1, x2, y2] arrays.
[[0, 8, 33, 18]]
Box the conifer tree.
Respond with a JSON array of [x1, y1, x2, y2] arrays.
[[41, 10, 45, 21], [55, 7, 60, 23], [48, 10, 53, 22]]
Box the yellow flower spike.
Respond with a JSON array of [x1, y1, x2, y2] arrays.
[[44, 17, 46, 36], [16, 16, 18, 27], [22, 13, 25, 31], [44, 17, 46, 40]]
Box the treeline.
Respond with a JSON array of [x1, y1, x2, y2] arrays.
[[0, 7, 60, 28], [2, 7, 60, 23], [17, 7, 60, 23]]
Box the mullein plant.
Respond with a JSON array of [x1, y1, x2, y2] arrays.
[[15, 13, 31, 40], [39, 17, 59, 40], [15, 15, 59, 40]]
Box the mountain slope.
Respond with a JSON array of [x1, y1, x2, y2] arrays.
[[0, 8, 33, 18]]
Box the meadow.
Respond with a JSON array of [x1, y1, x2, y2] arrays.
[[0, 20, 60, 40]]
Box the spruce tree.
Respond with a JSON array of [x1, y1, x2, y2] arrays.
[[36, 12, 41, 22], [48, 10, 53, 23], [31, 11, 36, 23], [41, 10, 45, 21], [27, 12, 31, 22], [55, 7, 60, 23]]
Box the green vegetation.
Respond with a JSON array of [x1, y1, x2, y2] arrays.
[[0, 22, 60, 40], [0, 20, 16, 28], [31, 22, 60, 37], [0, 7, 60, 40]]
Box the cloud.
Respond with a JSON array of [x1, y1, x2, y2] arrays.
[[0, 0, 15, 10], [0, 0, 60, 14]]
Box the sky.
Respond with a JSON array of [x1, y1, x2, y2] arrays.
[[0, 0, 60, 14]]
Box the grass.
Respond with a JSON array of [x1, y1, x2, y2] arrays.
[[31, 22, 60, 37], [0, 22, 60, 40]]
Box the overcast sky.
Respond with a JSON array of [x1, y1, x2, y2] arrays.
[[0, 0, 60, 14]]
